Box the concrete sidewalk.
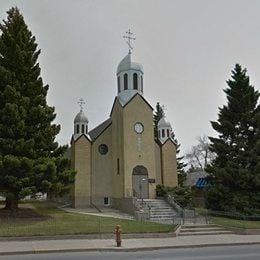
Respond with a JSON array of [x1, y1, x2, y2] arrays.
[[0, 234, 260, 255]]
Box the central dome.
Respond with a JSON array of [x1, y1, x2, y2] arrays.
[[116, 54, 143, 75], [116, 53, 144, 105]]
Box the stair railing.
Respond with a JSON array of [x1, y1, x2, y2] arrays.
[[132, 189, 151, 221], [166, 194, 184, 224], [132, 189, 140, 210]]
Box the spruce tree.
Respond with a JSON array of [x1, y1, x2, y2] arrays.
[[206, 64, 260, 214], [153, 102, 164, 141], [171, 132, 187, 186], [0, 7, 75, 212]]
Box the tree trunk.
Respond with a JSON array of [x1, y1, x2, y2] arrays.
[[4, 197, 18, 214]]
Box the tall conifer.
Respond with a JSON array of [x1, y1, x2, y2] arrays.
[[0, 7, 75, 212], [207, 64, 260, 214]]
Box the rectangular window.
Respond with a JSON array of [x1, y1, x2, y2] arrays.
[[117, 158, 120, 175], [104, 197, 109, 205], [162, 129, 165, 138]]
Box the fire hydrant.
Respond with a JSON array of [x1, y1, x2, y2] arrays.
[[115, 224, 122, 247]]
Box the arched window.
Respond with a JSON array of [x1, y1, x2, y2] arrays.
[[76, 124, 80, 134], [117, 76, 120, 93], [85, 125, 88, 134], [133, 73, 138, 90], [141, 75, 143, 92], [124, 73, 128, 90], [82, 124, 85, 134], [162, 129, 165, 138], [167, 129, 170, 137]]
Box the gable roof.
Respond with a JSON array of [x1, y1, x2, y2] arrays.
[[110, 97, 121, 117], [110, 93, 153, 117], [88, 118, 112, 141], [158, 137, 177, 147], [70, 133, 92, 145]]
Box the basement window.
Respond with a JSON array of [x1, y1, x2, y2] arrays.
[[104, 197, 110, 205]]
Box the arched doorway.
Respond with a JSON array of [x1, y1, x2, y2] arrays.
[[132, 165, 149, 199]]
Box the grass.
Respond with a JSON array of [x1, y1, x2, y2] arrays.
[[211, 216, 260, 229], [0, 201, 175, 237], [195, 207, 260, 229]]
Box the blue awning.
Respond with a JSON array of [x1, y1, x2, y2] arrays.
[[196, 177, 209, 188]]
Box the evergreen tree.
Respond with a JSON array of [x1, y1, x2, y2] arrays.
[[153, 102, 187, 185], [153, 102, 164, 141], [171, 132, 187, 186], [0, 7, 75, 212], [206, 64, 260, 214]]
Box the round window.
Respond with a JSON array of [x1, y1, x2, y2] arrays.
[[98, 144, 108, 155]]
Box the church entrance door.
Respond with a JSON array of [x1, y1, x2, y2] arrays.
[[132, 165, 149, 199]]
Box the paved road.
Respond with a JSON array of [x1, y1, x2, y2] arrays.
[[1, 245, 260, 260]]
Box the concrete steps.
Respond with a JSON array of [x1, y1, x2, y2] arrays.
[[136, 199, 176, 224], [178, 224, 234, 236]]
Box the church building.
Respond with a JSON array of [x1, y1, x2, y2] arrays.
[[70, 36, 178, 212]]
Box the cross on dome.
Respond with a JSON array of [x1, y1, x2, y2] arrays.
[[123, 29, 136, 54], [162, 105, 167, 117], [78, 98, 85, 112]]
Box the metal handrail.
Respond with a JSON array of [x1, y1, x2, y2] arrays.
[[167, 194, 184, 214]]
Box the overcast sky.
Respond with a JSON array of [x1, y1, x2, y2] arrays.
[[1, 0, 260, 155]]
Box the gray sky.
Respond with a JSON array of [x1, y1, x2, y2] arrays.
[[1, 0, 260, 155]]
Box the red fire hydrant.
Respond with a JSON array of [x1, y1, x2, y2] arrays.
[[115, 224, 122, 247]]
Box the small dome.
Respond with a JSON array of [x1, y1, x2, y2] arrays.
[[116, 54, 143, 75], [158, 117, 171, 128], [74, 111, 88, 124]]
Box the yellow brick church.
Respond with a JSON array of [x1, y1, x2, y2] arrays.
[[70, 40, 178, 212]]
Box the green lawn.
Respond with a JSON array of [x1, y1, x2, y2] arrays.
[[211, 216, 260, 229], [0, 201, 175, 237], [195, 208, 260, 229]]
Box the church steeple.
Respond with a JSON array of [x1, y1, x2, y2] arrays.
[[73, 98, 88, 139], [116, 30, 144, 105]]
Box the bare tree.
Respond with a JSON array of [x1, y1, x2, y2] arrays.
[[186, 135, 215, 171]]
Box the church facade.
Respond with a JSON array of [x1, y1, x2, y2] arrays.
[[70, 51, 178, 212]]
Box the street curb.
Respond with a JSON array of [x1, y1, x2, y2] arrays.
[[0, 232, 177, 242], [0, 241, 260, 256]]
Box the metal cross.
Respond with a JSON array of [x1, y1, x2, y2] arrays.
[[123, 29, 136, 54], [78, 98, 85, 111], [162, 105, 166, 117]]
